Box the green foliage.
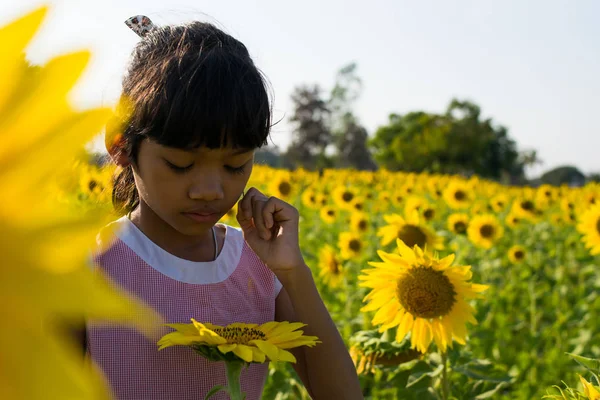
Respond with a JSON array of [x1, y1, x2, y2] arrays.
[[369, 99, 525, 180], [540, 166, 586, 186]]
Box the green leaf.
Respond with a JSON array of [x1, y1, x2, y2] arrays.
[[566, 352, 600, 373], [204, 385, 227, 399], [474, 382, 510, 399]]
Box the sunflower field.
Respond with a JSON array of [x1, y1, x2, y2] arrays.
[[5, 6, 600, 400], [63, 161, 600, 399]]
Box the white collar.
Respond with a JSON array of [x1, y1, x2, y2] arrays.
[[112, 216, 243, 284]]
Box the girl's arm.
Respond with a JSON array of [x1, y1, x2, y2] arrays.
[[275, 265, 363, 399]]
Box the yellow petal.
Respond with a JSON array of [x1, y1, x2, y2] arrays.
[[249, 340, 279, 361], [217, 343, 237, 354], [0, 6, 47, 112], [232, 344, 254, 363], [251, 347, 266, 363], [277, 349, 297, 363]]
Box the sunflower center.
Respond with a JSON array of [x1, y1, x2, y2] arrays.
[[342, 192, 354, 202], [278, 181, 291, 196], [454, 190, 466, 201], [397, 225, 427, 248], [454, 221, 467, 234], [327, 210, 335, 216], [596, 218, 600, 234], [423, 208, 435, 220], [88, 180, 98, 192], [396, 267, 456, 319], [358, 220, 368, 231], [349, 239, 362, 252], [328, 259, 340, 274], [521, 200, 534, 211], [213, 327, 266, 345], [514, 250, 525, 260], [479, 224, 495, 238]]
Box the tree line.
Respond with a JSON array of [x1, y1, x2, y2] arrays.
[[255, 63, 596, 186]]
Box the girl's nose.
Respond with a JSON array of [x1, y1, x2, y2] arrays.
[[188, 180, 225, 201]]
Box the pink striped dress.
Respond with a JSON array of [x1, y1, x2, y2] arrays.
[[87, 216, 282, 400]]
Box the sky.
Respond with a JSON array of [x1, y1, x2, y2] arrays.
[[1, 0, 598, 178]]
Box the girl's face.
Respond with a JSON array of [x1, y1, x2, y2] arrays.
[[132, 138, 254, 234]]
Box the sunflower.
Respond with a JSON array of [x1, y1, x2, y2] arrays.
[[158, 319, 319, 364], [489, 193, 509, 213], [332, 186, 357, 211], [505, 213, 521, 229], [0, 7, 160, 399], [318, 244, 344, 287], [508, 245, 526, 264], [404, 196, 428, 217], [350, 211, 370, 234], [359, 240, 489, 353], [319, 205, 337, 224], [447, 213, 469, 235], [377, 212, 443, 251], [579, 375, 600, 400], [339, 231, 365, 260], [443, 180, 474, 209], [576, 204, 600, 255], [511, 196, 540, 222], [467, 214, 504, 249], [267, 171, 294, 200], [351, 196, 365, 212], [301, 188, 319, 209]]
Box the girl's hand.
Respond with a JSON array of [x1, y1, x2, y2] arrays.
[[236, 187, 305, 275]]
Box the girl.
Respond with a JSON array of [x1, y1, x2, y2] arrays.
[[85, 15, 362, 400]]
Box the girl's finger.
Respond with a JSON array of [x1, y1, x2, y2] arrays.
[[238, 187, 259, 221], [251, 196, 270, 240], [262, 198, 276, 229]]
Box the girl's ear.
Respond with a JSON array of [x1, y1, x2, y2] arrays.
[[106, 133, 130, 167]]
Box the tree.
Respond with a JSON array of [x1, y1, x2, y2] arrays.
[[539, 165, 586, 186], [587, 173, 600, 183], [283, 85, 332, 170], [369, 99, 526, 180], [329, 63, 376, 170], [335, 113, 377, 170]]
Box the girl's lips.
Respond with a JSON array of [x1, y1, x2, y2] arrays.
[[182, 212, 220, 223]]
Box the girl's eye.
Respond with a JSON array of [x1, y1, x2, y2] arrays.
[[165, 160, 193, 173], [225, 165, 246, 175]]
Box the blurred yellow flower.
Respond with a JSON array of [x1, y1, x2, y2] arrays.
[[377, 212, 443, 250], [319, 205, 337, 224], [359, 240, 488, 353], [350, 211, 370, 234], [443, 180, 474, 209], [577, 204, 600, 255], [579, 375, 600, 400], [267, 171, 294, 200], [508, 245, 526, 264], [332, 186, 357, 211], [467, 214, 504, 249], [318, 244, 344, 287], [0, 6, 159, 399], [447, 213, 469, 235], [339, 231, 365, 260]]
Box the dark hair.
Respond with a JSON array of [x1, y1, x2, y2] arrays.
[[110, 21, 272, 215]]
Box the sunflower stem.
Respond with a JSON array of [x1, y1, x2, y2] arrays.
[[224, 361, 245, 400], [441, 351, 450, 400]]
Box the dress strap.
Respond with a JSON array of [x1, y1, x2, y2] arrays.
[[212, 226, 218, 261]]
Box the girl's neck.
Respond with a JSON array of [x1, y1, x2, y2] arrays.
[[128, 201, 218, 262]]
